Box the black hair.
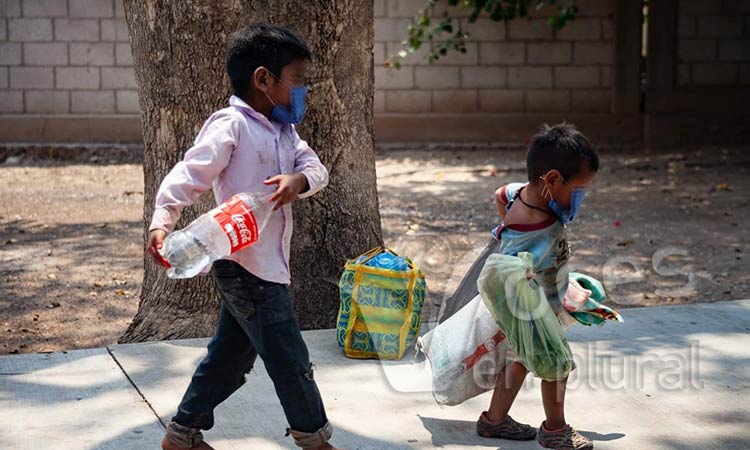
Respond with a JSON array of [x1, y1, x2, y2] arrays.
[[226, 23, 311, 98], [526, 123, 599, 181]]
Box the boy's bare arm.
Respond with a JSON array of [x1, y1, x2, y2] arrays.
[[147, 113, 237, 268], [495, 187, 508, 220]]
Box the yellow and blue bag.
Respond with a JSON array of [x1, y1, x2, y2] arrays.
[[336, 247, 426, 360]]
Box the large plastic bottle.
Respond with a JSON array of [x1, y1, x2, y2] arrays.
[[160, 192, 274, 279]]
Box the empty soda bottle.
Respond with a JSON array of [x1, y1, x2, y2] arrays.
[[160, 192, 274, 279]]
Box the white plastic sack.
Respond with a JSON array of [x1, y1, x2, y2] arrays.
[[417, 294, 510, 406]]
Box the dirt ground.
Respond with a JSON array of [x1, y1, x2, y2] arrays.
[[1, 145, 748, 355]]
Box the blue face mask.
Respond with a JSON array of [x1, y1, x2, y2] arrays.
[[271, 85, 308, 124], [264, 69, 308, 124], [542, 175, 586, 224]]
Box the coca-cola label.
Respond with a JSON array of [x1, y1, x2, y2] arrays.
[[212, 195, 259, 253]]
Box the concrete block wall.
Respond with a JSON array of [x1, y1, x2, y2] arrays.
[[0, 0, 616, 118], [0, 0, 135, 114], [373, 0, 616, 115], [677, 0, 750, 86], [5, 0, 744, 146]]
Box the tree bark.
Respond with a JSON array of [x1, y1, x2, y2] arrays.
[[120, 0, 380, 343]]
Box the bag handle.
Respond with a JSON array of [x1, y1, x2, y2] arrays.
[[356, 246, 416, 269]]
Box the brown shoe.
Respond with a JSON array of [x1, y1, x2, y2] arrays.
[[537, 421, 593, 450], [476, 411, 537, 440], [161, 434, 215, 450]]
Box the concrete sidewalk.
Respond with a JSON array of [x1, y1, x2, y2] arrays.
[[1, 300, 749, 450]]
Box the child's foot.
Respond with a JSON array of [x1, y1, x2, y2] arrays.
[[537, 421, 593, 450], [475, 411, 537, 440], [304, 444, 342, 450], [161, 435, 215, 450]]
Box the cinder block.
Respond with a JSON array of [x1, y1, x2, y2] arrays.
[[1, 0, 22, 17], [431, 3, 470, 19], [70, 43, 115, 66], [692, 63, 738, 84], [526, 89, 570, 112], [115, 42, 132, 65], [677, 63, 692, 85], [723, 0, 750, 13], [432, 89, 477, 113], [0, 18, 7, 40], [719, 40, 750, 61], [696, 16, 743, 38], [24, 42, 68, 65], [554, 66, 599, 88], [385, 41, 431, 66], [573, 42, 613, 64], [374, 0, 386, 18], [569, 0, 614, 16], [680, 0, 721, 15], [461, 66, 506, 88], [479, 42, 524, 65], [71, 90, 115, 112], [374, 90, 385, 113], [374, 18, 411, 42], [115, 0, 124, 17], [56, 66, 99, 89], [678, 16, 695, 38], [100, 18, 129, 41], [508, 19, 553, 40], [21, 0, 66, 17], [0, 43, 22, 65], [116, 89, 139, 113], [465, 18, 505, 41], [678, 39, 716, 62], [740, 63, 750, 84], [0, 90, 23, 112], [600, 66, 612, 88], [508, 66, 552, 88], [602, 18, 614, 40], [571, 89, 611, 112], [478, 89, 524, 112], [385, 90, 431, 113], [433, 42, 478, 65], [9, 66, 52, 88], [8, 18, 52, 41], [373, 42, 386, 65], [374, 66, 414, 89], [25, 90, 69, 113], [527, 42, 571, 64], [0, 67, 8, 88], [54, 18, 99, 41], [415, 66, 459, 89], [101, 66, 136, 88], [556, 18, 601, 41], [386, 0, 424, 18], [69, 0, 114, 18]]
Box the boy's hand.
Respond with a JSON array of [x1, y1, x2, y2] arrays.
[[147, 229, 171, 268], [264, 173, 308, 211]]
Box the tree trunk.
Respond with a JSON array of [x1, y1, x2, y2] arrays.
[[120, 0, 380, 343]]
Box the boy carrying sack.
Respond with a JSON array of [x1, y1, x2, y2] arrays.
[[473, 123, 599, 450], [147, 24, 340, 450]]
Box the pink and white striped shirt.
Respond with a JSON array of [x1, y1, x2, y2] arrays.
[[149, 95, 329, 284]]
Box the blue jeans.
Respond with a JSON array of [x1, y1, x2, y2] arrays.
[[169, 260, 331, 448]]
